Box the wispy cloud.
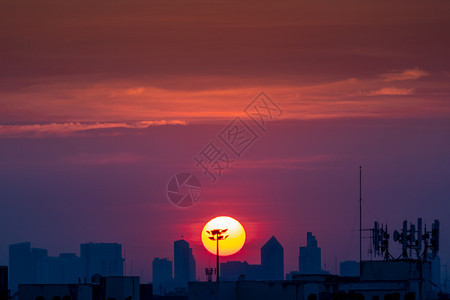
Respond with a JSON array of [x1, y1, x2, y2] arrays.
[[126, 87, 145, 95], [237, 156, 334, 170], [369, 87, 415, 96], [379, 68, 429, 82], [0, 120, 186, 138], [0, 67, 447, 129], [65, 152, 144, 165]]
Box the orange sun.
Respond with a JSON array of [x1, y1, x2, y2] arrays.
[[201, 216, 246, 256]]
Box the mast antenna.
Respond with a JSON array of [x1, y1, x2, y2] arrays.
[[359, 166, 362, 272]]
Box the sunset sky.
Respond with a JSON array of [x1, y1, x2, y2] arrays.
[[1, 0, 449, 282]]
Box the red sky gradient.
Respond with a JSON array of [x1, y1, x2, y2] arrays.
[[1, 0, 450, 282]]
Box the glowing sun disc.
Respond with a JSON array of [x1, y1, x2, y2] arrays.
[[201, 216, 246, 256]]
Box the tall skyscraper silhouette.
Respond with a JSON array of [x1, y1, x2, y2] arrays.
[[261, 236, 284, 280], [152, 257, 173, 295], [299, 232, 322, 274], [9, 242, 34, 291], [80, 242, 124, 280], [174, 239, 196, 285]]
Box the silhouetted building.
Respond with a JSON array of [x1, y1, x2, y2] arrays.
[[220, 261, 262, 281], [219, 236, 283, 281], [340, 261, 359, 277], [152, 257, 173, 295], [18, 276, 140, 300], [59, 253, 82, 283], [174, 239, 196, 286], [299, 232, 322, 274], [80, 243, 124, 280], [19, 283, 94, 300], [340, 260, 435, 299], [261, 236, 284, 280], [9, 242, 33, 291], [190, 260, 436, 300], [98, 276, 140, 300], [0, 266, 7, 300], [140, 283, 153, 300], [220, 261, 249, 281], [30, 247, 48, 283], [9, 242, 84, 289], [9, 242, 123, 290], [189, 250, 196, 282], [40, 253, 82, 283]]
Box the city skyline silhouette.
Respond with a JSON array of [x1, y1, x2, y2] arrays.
[[1, 213, 447, 299], [1, 120, 448, 284]]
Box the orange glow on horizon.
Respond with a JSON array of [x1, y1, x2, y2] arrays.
[[201, 216, 246, 256]]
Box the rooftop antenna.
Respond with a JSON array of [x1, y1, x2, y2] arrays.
[[359, 166, 362, 271]]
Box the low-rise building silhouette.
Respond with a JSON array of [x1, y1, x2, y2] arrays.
[[18, 276, 142, 300], [190, 260, 438, 300], [339, 261, 359, 277]]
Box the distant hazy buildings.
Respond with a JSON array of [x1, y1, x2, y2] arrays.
[[174, 239, 196, 285], [219, 236, 284, 281], [58, 253, 82, 282], [261, 236, 284, 280], [152, 258, 173, 295], [151, 239, 197, 295], [340, 261, 359, 277], [220, 261, 262, 281], [299, 232, 323, 274], [8, 242, 123, 291], [9, 243, 81, 289], [9, 242, 38, 291], [39, 253, 82, 284], [80, 243, 124, 279]]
